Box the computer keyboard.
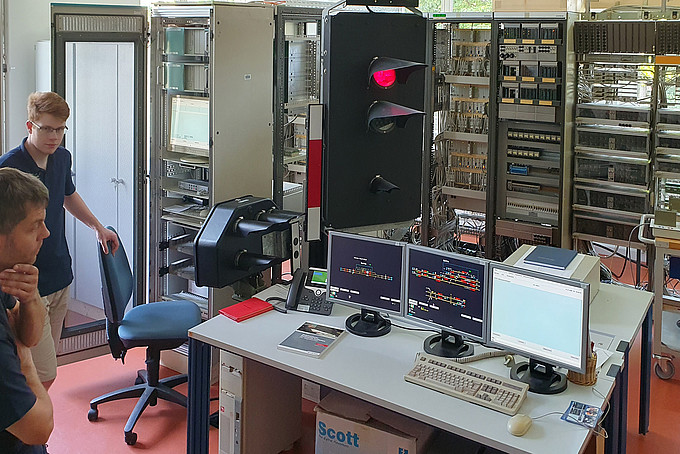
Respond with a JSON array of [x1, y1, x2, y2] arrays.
[[404, 352, 529, 415]]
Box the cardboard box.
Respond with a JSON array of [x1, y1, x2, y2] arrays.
[[315, 391, 435, 454], [493, 0, 584, 12]]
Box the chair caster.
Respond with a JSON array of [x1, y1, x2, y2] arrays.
[[125, 431, 137, 445], [88, 408, 98, 422], [135, 377, 144, 385], [655, 360, 675, 380]]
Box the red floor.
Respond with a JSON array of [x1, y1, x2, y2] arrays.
[[45, 255, 679, 452], [48, 348, 219, 453]]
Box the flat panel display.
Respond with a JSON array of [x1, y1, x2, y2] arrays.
[[169, 95, 209, 151], [326, 231, 404, 315], [488, 263, 589, 373], [405, 245, 487, 343]]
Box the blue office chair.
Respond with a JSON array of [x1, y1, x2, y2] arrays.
[[87, 226, 202, 446]]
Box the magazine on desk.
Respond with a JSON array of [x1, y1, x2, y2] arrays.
[[278, 321, 345, 358]]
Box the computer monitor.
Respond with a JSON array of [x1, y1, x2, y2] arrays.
[[169, 95, 210, 152], [404, 245, 488, 358], [488, 262, 590, 394], [326, 231, 405, 337]]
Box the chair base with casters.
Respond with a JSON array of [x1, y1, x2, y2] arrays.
[[89, 226, 202, 446], [88, 346, 190, 445]]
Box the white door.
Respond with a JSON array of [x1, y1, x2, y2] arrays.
[[65, 41, 135, 317]]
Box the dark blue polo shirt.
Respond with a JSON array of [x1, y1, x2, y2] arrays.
[[0, 138, 76, 296], [0, 291, 48, 454]]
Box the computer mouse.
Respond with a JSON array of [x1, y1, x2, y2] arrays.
[[507, 414, 532, 437]]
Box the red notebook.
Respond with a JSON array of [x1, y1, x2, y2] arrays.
[[219, 297, 273, 322]]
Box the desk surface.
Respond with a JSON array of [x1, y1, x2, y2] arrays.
[[189, 282, 649, 454], [588, 283, 652, 353]]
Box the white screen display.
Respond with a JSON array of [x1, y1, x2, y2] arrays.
[[169, 96, 209, 150], [490, 267, 586, 371]]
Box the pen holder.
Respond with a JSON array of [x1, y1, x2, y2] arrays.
[[568, 351, 597, 386]]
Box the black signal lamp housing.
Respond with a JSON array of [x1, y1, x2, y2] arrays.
[[367, 101, 425, 134]]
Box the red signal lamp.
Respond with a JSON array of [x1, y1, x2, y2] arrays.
[[372, 69, 397, 88], [368, 56, 427, 88]]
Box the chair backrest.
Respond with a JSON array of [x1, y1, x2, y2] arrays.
[[98, 226, 134, 324]]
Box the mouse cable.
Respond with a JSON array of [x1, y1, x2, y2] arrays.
[[531, 390, 610, 439], [589, 388, 610, 439], [530, 411, 563, 421]]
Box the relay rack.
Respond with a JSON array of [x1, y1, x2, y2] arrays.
[[492, 13, 574, 256]]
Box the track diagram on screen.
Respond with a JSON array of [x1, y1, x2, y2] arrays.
[[410, 264, 481, 292], [339, 263, 394, 281], [424, 287, 466, 307]]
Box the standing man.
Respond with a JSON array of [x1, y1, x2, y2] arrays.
[[0, 168, 54, 453], [0, 92, 119, 390]]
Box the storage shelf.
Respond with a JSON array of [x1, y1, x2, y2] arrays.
[[443, 75, 490, 86]]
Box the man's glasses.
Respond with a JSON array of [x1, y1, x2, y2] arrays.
[[30, 121, 68, 135]]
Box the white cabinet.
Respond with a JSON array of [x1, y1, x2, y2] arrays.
[[219, 350, 301, 454]]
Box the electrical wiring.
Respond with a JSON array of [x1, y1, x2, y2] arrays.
[[589, 241, 620, 260], [610, 223, 644, 283]]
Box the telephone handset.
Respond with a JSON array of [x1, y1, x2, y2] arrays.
[[285, 267, 333, 315]]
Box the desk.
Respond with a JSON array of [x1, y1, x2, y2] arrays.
[[587, 283, 654, 451], [649, 235, 680, 379], [187, 282, 651, 454]]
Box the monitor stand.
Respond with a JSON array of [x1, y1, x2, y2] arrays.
[[511, 358, 568, 394], [424, 330, 474, 358], [345, 309, 391, 337]]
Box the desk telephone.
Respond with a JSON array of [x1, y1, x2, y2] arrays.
[[286, 267, 333, 315]]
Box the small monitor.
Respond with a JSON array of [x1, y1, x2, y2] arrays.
[[326, 231, 405, 337], [488, 262, 589, 394], [169, 95, 210, 152], [306, 268, 328, 289], [404, 245, 488, 358]]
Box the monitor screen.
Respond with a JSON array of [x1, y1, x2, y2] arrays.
[[405, 245, 487, 343], [488, 262, 589, 374], [305, 267, 327, 289], [326, 231, 404, 315], [169, 95, 209, 151]]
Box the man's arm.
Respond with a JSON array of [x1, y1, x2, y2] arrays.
[[5, 338, 54, 445], [0, 265, 44, 347], [64, 191, 119, 254]]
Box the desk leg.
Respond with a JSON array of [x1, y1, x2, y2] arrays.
[[605, 371, 621, 454], [639, 304, 652, 435], [188, 338, 211, 454], [620, 349, 628, 453]]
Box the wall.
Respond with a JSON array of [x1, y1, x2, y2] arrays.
[[4, 0, 139, 151]]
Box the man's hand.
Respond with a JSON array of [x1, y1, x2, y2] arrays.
[[1, 264, 44, 347], [0, 264, 40, 305], [96, 226, 119, 255]]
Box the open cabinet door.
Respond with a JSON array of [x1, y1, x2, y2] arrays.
[[51, 4, 147, 361]]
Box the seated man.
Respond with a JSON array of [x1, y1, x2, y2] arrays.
[[0, 168, 53, 453]]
